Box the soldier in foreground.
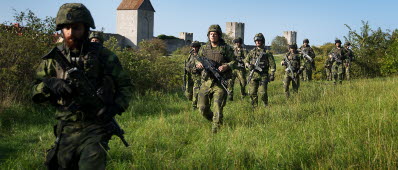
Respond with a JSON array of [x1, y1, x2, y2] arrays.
[[196, 24, 235, 133], [281, 44, 304, 97], [228, 37, 248, 101], [89, 31, 104, 44], [299, 39, 316, 81], [344, 42, 355, 80], [244, 33, 276, 107], [329, 39, 347, 84], [184, 41, 202, 109], [31, 3, 133, 169]]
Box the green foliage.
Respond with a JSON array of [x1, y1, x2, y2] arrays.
[[271, 36, 288, 54], [157, 34, 178, 40], [345, 21, 397, 78], [381, 31, 398, 75], [311, 43, 335, 80], [222, 33, 234, 46], [172, 46, 191, 56], [0, 10, 55, 103], [2, 77, 398, 169]]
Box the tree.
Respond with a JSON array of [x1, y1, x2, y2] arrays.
[[271, 36, 288, 54]]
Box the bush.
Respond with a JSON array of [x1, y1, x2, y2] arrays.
[[271, 36, 288, 54]]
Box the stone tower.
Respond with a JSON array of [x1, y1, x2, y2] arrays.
[[116, 0, 155, 48], [179, 32, 193, 44], [226, 22, 245, 44], [283, 31, 297, 45]]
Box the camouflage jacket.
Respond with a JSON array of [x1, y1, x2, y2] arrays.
[[233, 46, 248, 69], [197, 41, 235, 85], [345, 48, 355, 62], [244, 47, 276, 79], [283, 51, 304, 73], [32, 42, 133, 122], [329, 47, 347, 64], [299, 45, 316, 63], [185, 52, 201, 75]]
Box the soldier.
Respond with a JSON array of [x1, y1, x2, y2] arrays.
[[244, 33, 276, 107], [228, 37, 248, 101], [329, 39, 347, 84], [299, 39, 316, 81], [281, 44, 304, 97], [324, 55, 333, 81], [31, 3, 133, 169], [89, 31, 104, 44], [184, 41, 202, 109], [196, 24, 235, 133], [344, 42, 355, 80]]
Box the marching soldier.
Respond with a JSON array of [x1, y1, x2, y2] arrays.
[[281, 44, 304, 97], [329, 39, 347, 84], [228, 37, 248, 101], [344, 42, 355, 80], [184, 41, 202, 109], [299, 39, 316, 81]]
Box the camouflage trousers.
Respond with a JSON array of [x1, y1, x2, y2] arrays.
[[184, 73, 194, 100], [301, 62, 314, 81], [46, 120, 112, 170], [191, 76, 201, 108], [198, 79, 227, 133], [325, 66, 332, 81], [283, 73, 300, 97], [332, 63, 345, 84], [228, 68, 247, 100], [247, 76, 269, 107]]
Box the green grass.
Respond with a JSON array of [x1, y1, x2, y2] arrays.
[[1, 57, 398, 168]]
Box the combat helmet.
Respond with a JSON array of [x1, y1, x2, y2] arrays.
[[56, 3, 95, 31], [344, 41, 351, 46], [303, 39, 309, 44], [335, 39, 342, 44], [89, 31, 104, 42], [191, 41, 201, 48], [233, 37, 243, 44], [254, 33, 265, 43], [289, 43, 298, 49], [207, 24, 222, 36]]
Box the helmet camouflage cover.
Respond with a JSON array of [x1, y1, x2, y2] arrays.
[[56, 3, 95, 31], [303, 39, 309, 43], [191, 41, 201, 48], [344, 41, 351, 46], [233, 37, 243, 44], [335, 39, 342, 44], [289, 43, 298, 49], [89, 31, 104, 42], [207, 24, 222, 36], [254, 33, 265, 42]]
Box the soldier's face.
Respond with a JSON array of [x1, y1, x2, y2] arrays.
[[235, 43, 242, 48], [209, 32, 219, 43], [91, 38, 101, 43], [193, 47, 199, 53], [304, 43, 308, 46], [255, 40, 263, 47], [289, 48, 294, 53], [62, 23, 86, 49], [336, 43, 341, 47]]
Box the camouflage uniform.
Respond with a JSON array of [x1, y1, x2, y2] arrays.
[[299, 39, 316, 81], [228, 39, 248, 100], [31, 4, 133, 169], [244, 33, 276, 107], [329, 40, 347, 84], [197, 25, 235, 133], [282, 45, 304, 97], [344, 42, 355, 80], [184, 41, 202, 109], [324, 57, 333, 81]]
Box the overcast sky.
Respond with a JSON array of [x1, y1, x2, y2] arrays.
[[1, 0, 398, 46]]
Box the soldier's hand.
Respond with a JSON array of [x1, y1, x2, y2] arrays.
[[42, 77, 72, 98], [218, 65, 228, 72], [196, 63, 203, 69], [97, 104, 123, 123], [248, 64, 254, 70], [281, 61, 285, 66]]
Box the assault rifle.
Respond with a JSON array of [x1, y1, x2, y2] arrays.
[[301, 49, 313, 62], [283, 56, 298, 83], [196, 56, 231, 94], [247, 51, 264, 83], [330, 52, 342, 63], [43, 46, 129, 147]]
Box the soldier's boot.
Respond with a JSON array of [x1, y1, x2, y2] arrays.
[[228, 94, 234, 101], [285, 91, 290, 98], [250, 96, 258, 108]]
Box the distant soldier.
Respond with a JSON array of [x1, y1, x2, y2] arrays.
[[299, 39, 316, 81], [184, 41, 202, 109], [344, 42, 355, 80], [244, 33, 276, 107], [196, 24, 235, 133], [281, 44, 304, 97], [89, 31, 104, 44], [329, 39, 347, 84], [31, 3, 133, 169], [324, 55, 333, 81], [228, 37, 248, 101]]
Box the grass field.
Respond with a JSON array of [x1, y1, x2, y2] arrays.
[[1, 55, 397, 169]]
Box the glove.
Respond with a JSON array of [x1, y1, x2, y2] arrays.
[[97, 104, 124, 123], [42, 78, 72, 98], [269, 74, 275, 81]]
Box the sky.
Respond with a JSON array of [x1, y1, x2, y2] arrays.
[[1, 0, 398, 46]]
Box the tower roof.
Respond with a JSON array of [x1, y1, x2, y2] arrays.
[[117, 0, 155, 12]]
